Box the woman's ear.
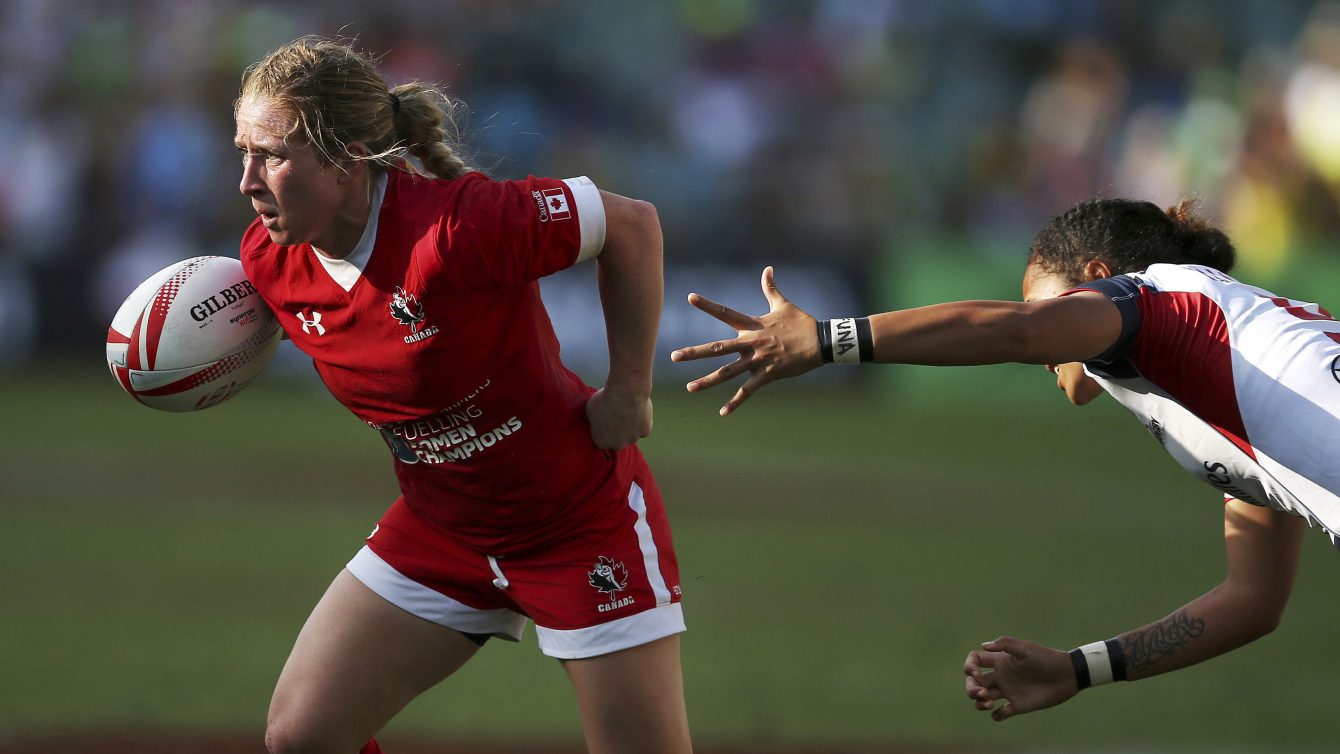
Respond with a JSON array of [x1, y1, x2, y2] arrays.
[[1082, 258, 1113, 282], [336, 142, 372, 184]]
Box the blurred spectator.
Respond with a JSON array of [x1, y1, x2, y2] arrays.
[[4, 0, 1339, 369]]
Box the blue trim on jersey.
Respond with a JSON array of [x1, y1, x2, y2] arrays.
[[1072, 275, 1145, 378]]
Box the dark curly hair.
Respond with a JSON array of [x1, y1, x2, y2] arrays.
[[1027, 197, 1236, 286]]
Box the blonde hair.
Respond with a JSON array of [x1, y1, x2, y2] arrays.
[[237, 36, 472, 180]]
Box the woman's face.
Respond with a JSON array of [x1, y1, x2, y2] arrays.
[[1021, 262, 1106, 406], [234, 96, 348, 249]]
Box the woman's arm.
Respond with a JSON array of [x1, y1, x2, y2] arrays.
[[866, 294, 1121, 366], [585, 190, 663, 449], [670, 266, 1123, 415], [963, 500, 1305, 721]]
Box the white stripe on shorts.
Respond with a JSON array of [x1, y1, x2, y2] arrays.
[[346, 546, 527, 641], [537, 603, 685, 660], [628, 481, 672, 605]]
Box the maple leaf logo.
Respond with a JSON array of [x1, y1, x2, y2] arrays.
[[587, 556, 628, 595], [389, 286, 426, 333]]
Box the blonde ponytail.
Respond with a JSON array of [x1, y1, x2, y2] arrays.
[[388, 83, 472, 179]]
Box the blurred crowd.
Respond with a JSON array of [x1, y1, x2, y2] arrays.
[[4, 0, 1340, 366]]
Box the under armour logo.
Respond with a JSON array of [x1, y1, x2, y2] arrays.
[[297, 309, 325, 336]]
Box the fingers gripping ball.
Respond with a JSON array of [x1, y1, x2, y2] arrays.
[[106, 256, 281, 412]]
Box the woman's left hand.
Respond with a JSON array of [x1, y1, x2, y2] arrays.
[[963, 636, 1078, 721], [670, 266, 823, 416], [586, 387, 653, 450]]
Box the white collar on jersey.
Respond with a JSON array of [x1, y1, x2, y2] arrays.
[[311, 170, 388, 292]]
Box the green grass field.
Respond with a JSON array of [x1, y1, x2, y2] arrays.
[[5, 361, 1338, 751]]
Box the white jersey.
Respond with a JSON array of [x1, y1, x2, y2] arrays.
[[1074, 263, 1340, 547]]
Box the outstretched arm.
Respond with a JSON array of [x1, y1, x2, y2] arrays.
[[586, 190, 663, 449], [963, 500, 1304, 721], [670, 266, 1123, 415]]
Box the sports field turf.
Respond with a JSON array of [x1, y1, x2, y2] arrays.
[[4, 362, 1338, 752]]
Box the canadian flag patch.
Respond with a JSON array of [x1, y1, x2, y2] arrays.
[[541, 187, 571, 221]]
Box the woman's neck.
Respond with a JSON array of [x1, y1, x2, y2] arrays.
[[313, 173, 374, 259]]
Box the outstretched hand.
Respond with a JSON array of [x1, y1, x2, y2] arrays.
[[963, 636, 1078, 722], [670, 267, 822, 416]]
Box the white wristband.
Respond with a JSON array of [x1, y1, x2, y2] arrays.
[[828, 318, 861, 364], [1078, 640, 1114, 686]]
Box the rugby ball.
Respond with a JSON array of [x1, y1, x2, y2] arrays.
[[106, 256, 281, 412]]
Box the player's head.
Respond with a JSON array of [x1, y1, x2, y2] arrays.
[[234, 37, 472, 248], [237, 36, 472, 180], [1021, 197, 1237, 406], [1025, 197, 1236, 288]]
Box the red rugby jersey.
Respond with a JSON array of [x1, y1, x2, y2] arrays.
[[241, 169, 640, 553]]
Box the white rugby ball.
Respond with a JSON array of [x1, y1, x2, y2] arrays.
[[106, 256, 281, 412]]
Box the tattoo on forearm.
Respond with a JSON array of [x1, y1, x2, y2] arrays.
[[1120, 608, 1207, 673]]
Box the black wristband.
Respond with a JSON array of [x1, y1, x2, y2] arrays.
[[1069, 647, 1092, 690], [1105, 638, 1128, 682], [853, 316, 874, 362], [817, 319, 834, 363]]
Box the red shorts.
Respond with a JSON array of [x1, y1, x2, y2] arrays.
[[347, 463, 684, 659]]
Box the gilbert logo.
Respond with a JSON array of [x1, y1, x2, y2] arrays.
[[191, 280, 258, 321], [390, 286, 440, 343], [297, 309, 325, 336], [589, 556, 634, 613]]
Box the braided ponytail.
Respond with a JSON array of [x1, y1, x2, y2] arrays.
[[388, 83, 472, 180]]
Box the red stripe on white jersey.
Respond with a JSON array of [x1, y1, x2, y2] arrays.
[[1129, 289, 1256, 459]]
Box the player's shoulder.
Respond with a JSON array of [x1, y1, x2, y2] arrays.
[[239, 217, 272, 275], [1141, 263, 1243, 291], [386, 168, 490, 214]]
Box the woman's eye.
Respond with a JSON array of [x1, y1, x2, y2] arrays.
[[240, 151, 283, 167]]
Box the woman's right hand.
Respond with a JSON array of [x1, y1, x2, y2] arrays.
[[669, 267, 822, 416], [963, 636, 1079, 721]]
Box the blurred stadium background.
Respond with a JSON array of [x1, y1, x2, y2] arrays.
[[5, 1, 1340, 751]]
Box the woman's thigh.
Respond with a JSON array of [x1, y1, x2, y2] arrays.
[[562, 634, 691, 754], [266, 569, 483, 753]]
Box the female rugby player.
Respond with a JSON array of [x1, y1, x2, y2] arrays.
[[235, 38, 688, 753], [672, 197, 1340, 722]]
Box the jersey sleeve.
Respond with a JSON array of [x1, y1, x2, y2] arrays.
[[437, 174, 607, 288], [1064, 275, 1144, 365]]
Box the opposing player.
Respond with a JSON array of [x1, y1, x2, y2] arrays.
[[235, 38, 689, 753], [671, 197, 1340, 721]]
